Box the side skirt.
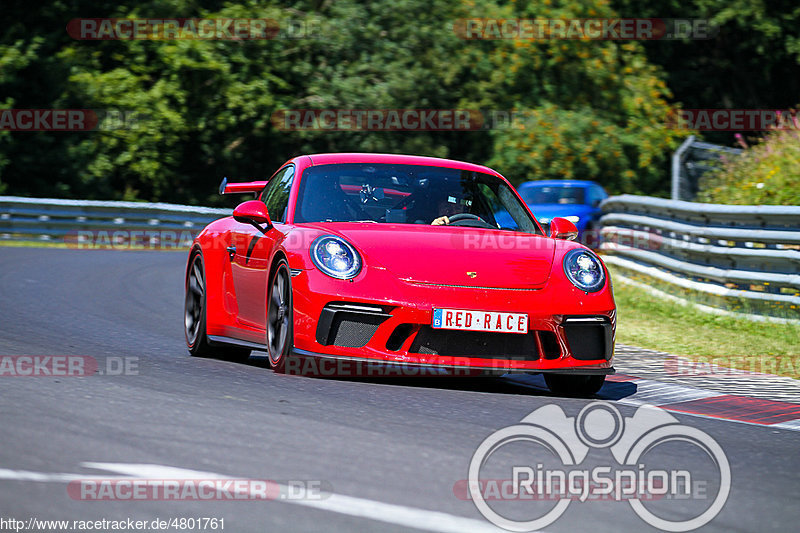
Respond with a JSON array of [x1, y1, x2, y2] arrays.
[[208, 335, 268, 354]]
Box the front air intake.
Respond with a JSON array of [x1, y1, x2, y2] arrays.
[[562, 316, 613, 361], [316, 303, 391, 348]]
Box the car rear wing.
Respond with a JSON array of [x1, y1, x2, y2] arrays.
[[219, 176, 268, 195]]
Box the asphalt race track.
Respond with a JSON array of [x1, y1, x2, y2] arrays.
[[0, 248, 798, 532]]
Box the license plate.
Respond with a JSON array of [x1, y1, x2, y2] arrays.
[[432, 309, 528, 334]]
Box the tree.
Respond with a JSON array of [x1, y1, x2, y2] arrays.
[[0, 0, 694, 202]]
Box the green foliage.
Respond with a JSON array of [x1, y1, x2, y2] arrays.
[[0, 0, 314, 204], [476, 0, 684, 192], [696, 129, 800, 205], [1, 0, 793, 203], [613, 0, 800, 143], [0, 36, 44, 183]]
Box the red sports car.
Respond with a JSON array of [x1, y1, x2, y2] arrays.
[[184, 153, 615, 396]]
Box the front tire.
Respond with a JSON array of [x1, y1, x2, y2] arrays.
[[184, 252, 251, 362], [267, 260, 293, 373], [544, 374, 605, 397]]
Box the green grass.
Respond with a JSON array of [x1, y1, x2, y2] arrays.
[[0, 240, 73, 248], [611, 271, 800, 378]]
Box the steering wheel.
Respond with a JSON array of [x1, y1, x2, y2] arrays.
[[447, 213, 495, 229]]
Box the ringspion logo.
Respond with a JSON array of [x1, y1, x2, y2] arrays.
[[463, 402, 730, 531]]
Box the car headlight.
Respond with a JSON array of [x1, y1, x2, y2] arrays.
[[563, 249, 605, 292], [564, 216, 580, 224], [311, 235, 362, 280]]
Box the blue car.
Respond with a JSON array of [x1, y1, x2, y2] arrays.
[[517, 180, 608, 246]]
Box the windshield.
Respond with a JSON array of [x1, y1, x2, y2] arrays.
[[520, 185, 585, 205], [293, 163, 541, 233]]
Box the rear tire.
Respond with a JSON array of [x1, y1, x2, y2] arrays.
[[544, 374, 605, 397], [185, 252, 213, 357], [185, 252, 251, 362]]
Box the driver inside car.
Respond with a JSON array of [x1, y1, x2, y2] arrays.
[[431, 196, 469, 225]]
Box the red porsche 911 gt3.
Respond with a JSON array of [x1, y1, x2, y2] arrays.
[[184, 153, 616, 396]]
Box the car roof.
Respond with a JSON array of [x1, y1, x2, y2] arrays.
[[304, 153, 500, 176], [519, 180, 599, 188]]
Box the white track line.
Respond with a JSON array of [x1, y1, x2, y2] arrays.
[[88, 463, 512, 533], [0, 462, 512, 533]]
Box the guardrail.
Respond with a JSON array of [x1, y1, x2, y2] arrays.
[[0, 196, 231, 247], [3, 194, 798, 321], [599, 195, 800, 321]]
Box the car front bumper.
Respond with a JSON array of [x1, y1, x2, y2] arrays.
[[288, 263, 616, 374]]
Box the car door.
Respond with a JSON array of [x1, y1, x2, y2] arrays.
[[230, 165, 294, 330]]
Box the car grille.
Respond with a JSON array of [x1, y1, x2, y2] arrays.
[[329, 315, 387, 348], [408, 326, 558, 360]]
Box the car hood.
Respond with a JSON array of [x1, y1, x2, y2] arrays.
[[314, 223, 556, 289]]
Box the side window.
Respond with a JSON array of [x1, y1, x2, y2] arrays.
[[260, 166, 295, 222], [585, 187, 596, 206], [589, 185, 607, 206]]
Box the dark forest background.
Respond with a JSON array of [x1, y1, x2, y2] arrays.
[[1, 0, 798, 206]]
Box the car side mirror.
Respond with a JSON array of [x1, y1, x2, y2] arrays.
[[549, 217, 578, 240], [233, 200, 272, 231]]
